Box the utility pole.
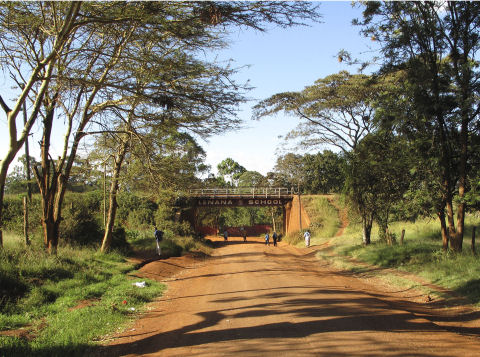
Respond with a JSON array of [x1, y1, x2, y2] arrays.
[[20, 84, 32, 202], [20, 83, 31, 247], [298, 182, 302, 232], [103, 163, 107, 227]]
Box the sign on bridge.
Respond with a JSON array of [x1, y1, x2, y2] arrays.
[[188, 187, 295, 207], [196, 198, 289, 207], [185, 187, 305, 236]]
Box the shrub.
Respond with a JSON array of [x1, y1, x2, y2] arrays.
[[60, 198, 103, 247], [2, 195, 42, 235], [110, 227, 131, 253]]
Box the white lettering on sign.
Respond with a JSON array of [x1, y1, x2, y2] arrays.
[[197, 198, 287, 206], [247, 199, 283, 205], [198, 199, 233, 206]]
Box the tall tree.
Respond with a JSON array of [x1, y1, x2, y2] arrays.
[[302, 150, 346, 194], [0, 2, 82, 247], [253, 71, 382, 153], [237, 171, 266, 188], [345, 132, 411, 244], [1, 2, 320, 252], [357, 1, 480, 251], [273, 153, 304, 192]]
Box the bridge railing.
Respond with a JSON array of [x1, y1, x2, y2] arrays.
[[188, 187, 294, 198]]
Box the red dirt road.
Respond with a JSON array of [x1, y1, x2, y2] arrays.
[[99, 237, 480, 356]]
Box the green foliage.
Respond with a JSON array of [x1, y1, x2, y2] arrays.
[[357, 1, 480, 250], [302, 195, 340, 239], [302, 151, 346, 194], [1, 195, 42, 235], [254, 71, 382, 153], [217, 158, 246, 186], [272, 153, 304, 189], [198, 206, 272, 230], [60, 193, 103, 246], [344, 132, 411, 244], [237, 171, 266, 187]]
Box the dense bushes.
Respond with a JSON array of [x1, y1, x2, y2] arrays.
[[2, 191, 193, 249], [60, 193, 103, 246], [2, 195, 42, 235]]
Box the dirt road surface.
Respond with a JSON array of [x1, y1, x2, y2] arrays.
[[98, 236, 480, 356]]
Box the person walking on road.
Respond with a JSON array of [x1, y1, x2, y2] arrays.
[[154, 226, 163, 256], [265, 232, 270, 246], [223, 230, 228, 241], [272, 231, 278, 246], [304, 230, 311, 247], [242, 228, 247, 242]]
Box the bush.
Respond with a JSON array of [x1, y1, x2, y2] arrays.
[[117, 192, 158, 229], [110, 227, 130, 253], [60, 196, 103, 247], [2, 195, 42, 235]]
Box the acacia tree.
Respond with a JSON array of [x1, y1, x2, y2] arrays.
[[1, 2, 320, 252], [85, 2, 321, 252], [302, 151, 345, 194], [253, 71, 382, 153], [0, 2, 82, 247], [345, 132, 411, 244], [255, 71, 397, 244], [96, 54, 243, 252], [357, 1, 480, 251], [32, 2, 146, 253]]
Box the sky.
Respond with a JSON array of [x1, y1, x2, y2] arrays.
[[199, 1, 375, 176], [0, 1, 376, 178]]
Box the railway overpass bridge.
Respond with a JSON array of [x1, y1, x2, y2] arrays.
[[185, 187, 310, 236]]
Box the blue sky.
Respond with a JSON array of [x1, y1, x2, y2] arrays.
[[0, 2, 375, 177], [200, 1, 375, 176]]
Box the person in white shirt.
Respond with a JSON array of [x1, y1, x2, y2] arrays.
[[304, 230, 311, 247]]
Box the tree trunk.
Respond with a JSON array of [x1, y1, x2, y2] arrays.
[[271, 209, 277, 233], [100, 141, 128, 253], [0, 2, 81, 246], [0, 142, 23, 247], [452, 104, 469, 252], [362, 213, 373, 245], [444, 186, 460, 251], [438, 208, 449, 251]]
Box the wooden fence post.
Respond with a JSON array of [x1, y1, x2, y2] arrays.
[[24, 196, 30, 246]]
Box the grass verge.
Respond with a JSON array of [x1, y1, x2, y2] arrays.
[[0, 235, 165, 357], [306, 195, 480, 306]]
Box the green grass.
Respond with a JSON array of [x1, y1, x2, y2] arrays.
[[126, 229, 213, 257], [302, 195, 340, 239], [0, 234, 165, 357], [306, 195, 480, 306]]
